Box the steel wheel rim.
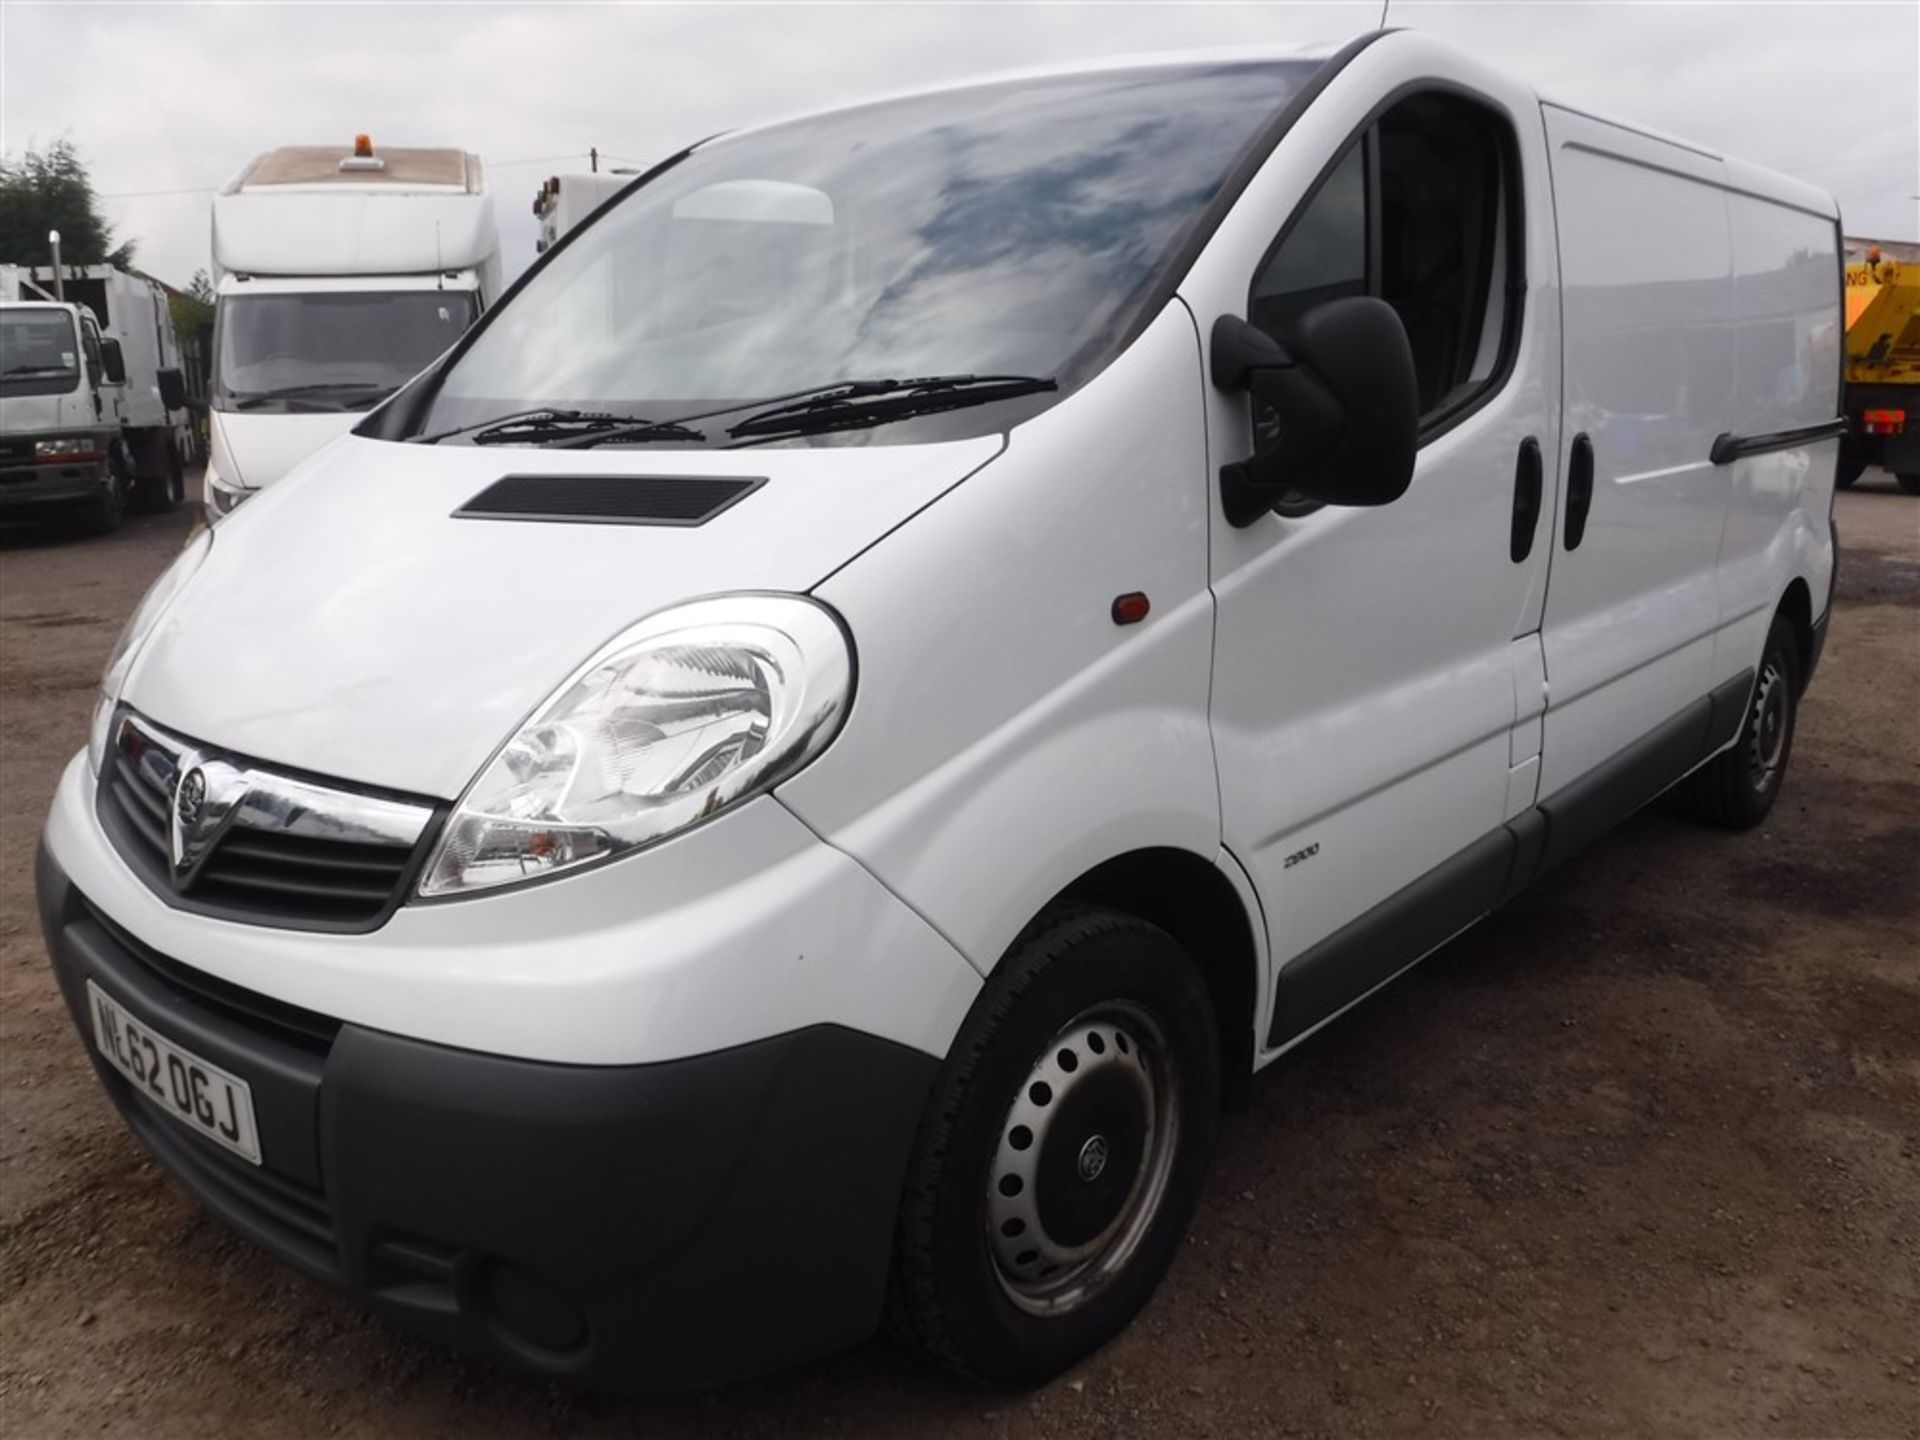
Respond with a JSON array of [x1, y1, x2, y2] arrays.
[[1749, 660, 1789, 792], [985, 1001, 1181, 1318]]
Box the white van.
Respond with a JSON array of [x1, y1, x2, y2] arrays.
[[38, 35, 1842, 1391], [204, 140, 501, 519]]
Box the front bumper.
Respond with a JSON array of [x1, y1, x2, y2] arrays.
[[38, 842, 939, 1391], [0, 457, 107, 509]]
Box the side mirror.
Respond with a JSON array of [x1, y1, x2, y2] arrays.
[[99, 337, 128, 386], [157, 367, 188, 412], [1210, 297, 1418, 526]]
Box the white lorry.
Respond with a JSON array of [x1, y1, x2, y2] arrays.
[[1, 263, 193, 530], [43, 36, 1844, 1391], [205, 138, 499, 520], [532, 171, 630, 254]]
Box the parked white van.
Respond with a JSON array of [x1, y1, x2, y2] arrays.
[[39, 34, 1843, 1392]]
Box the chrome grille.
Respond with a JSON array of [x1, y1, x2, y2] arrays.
[[99, 711, 439, 931]]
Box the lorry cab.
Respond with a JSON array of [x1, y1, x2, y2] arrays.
[[204, 139, 500, 518], [1, 267, 191, 530], [40, 34, 1843, 1393], [0, 298, 127, 527]]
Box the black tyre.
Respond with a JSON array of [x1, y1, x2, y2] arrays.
[[83, 458, 128, 535], [134, 445, 185, 514], [1669, 614, 1801, 829], [1834, 459, 1863, 490], [889, 905, 1220, 1388], [1897, 472, 1920, 496]]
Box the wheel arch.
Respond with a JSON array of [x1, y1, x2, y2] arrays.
[[1777, 575, 1815, 680], [1048, 846, 1260, 1106]]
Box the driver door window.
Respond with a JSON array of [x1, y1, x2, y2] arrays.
[[80, 318, 105, 387], [1249, 91, 1517, 469]]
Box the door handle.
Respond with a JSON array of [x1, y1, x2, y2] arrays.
[[1510, 437, 1543, 562], [1564, 432, 1595, 551]]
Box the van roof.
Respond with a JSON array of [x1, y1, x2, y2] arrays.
[[237, 146, 479, 193], [717, 42, 1344, 148]]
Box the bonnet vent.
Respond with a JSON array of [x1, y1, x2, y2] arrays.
[[453, 474, 765, 526]]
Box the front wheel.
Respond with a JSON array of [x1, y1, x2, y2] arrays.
[[1669, 613, 1801, 829], [888, 906, 1220, 1388], [83, 456, 129, 535]]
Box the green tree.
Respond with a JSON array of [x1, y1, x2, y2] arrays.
[[0, 137, 134, 268], [168, 268, 214, 340]]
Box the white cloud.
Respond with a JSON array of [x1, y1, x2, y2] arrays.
[[3, 0, 1913, 289]]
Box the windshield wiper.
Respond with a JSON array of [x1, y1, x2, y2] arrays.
[[722, 375, 1057, 440], [475, 414, 704, 447], [410, 408, 619, 444], [406, 374, 1052, 449], [1, 364, 76, 377], [410, 408, 702, 447]]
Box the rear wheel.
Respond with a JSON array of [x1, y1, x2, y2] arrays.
[[1834, 459, 1863, 490], [1897, 472, 1920, 496], [1668, 613, 1801, 829], [889, 906, 1220, 1388], [134, 444, 185, 514]]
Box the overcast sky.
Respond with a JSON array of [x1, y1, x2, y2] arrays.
[[3, 0, 1915, 290]]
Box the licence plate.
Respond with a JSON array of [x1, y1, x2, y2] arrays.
[[87, 980, 261, 1165]]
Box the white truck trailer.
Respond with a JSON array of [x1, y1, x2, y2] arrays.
[[1, 263, 193, 530], [532, 172, 630, 254], [206, 137, 500, 519]]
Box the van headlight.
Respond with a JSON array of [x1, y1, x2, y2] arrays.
[[88, 532, 213, 773], [203, 465, 253, 523], [418, 595, 853, 897]]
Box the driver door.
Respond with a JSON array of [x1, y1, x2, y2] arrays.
[[1180, 51, 1561, 1050], [80, 313, 124, 427]]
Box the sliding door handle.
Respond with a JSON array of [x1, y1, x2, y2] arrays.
[[1510, 437, 1543, 562], [1564, 432, 1595, 551]]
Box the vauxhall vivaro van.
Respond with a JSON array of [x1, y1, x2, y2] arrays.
[[39, 32, 1843, 1391]]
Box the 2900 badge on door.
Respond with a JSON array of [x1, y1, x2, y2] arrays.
[[86, 979, 261, 1164]]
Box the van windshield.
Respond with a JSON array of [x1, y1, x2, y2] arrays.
[[214, 290, 477, 412], [412, 60, 1321, 442], [0, 308, 81, 395]]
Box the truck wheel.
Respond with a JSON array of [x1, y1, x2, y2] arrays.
[[1669, 614, 1800, 830], [133, 445, 185, 514], [84, 458, 129, 535], [1898, 473, 1920, 496], [1834, 460, 1863, 490], [161, 446, 185, 511], [888, 906, 1219, 1388]]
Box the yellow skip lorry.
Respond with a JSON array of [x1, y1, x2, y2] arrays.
[[1841, 243, 1920, 493]]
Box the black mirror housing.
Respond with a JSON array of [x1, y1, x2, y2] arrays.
[[157, 367, 188, 412], [1211, 297, 1419, 524], [99, 337, 128, 386]]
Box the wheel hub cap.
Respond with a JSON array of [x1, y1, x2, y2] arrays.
[[1076, 1135, 1110, 1183], [1749, 660, 1788, 792], [986, 1005, 1181, 1316]]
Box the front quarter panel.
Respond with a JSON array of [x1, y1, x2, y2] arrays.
[[780, 303, 1219, 974], [44, 752, 979, 1065]]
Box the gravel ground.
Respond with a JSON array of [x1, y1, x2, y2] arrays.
[[1, 469, 1915, 1439]]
